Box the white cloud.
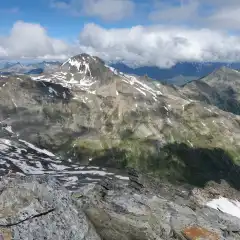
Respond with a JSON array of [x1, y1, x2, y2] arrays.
[[2, 21, 240, 68], [79, 23, 240, 68], [51, 0, 134, 20], [0, 21, 70, 60]]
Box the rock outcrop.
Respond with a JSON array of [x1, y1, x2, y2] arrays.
[[0, 175, 101, 240], [182, 67, 240, 115], [0, 174, 240, 239], [76, 175, 240, 240]]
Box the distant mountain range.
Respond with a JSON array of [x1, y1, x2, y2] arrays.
[[111, 62, 240, 85], [0, 61, 61, 75], [1, 60, 240, 86]]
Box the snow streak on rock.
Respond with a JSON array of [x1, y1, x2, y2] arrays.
[[0, 129, 128, 190]]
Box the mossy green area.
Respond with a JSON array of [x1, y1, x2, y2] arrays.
[[37, 94, 240, 189], [70, 133, 240, 188], [63, 95, 240, 188]]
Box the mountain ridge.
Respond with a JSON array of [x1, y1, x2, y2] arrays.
[[2, 58, 240, 86], [182, 66, 240, 115]]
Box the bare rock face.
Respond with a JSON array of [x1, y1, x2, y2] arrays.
[[182, 67, 240, 115], [76, 177, 240, 240], [0, 175, 101, 240], [0, 175, 240, 240]]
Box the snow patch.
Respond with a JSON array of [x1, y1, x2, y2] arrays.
[[204, 107, 212, 113], [12, 99, 17, 107], [85, 177, 100, 181], [48, 87, 58, 96], [134, 86, 147, 96], [61, 170, 114, 176], [206, 197, 240, 219], [115, 175, 129, 180], [62, 176, 79, 187], [86, 166, 100, 170], [19, 139, 55, 157], [163, 106, 168, 111], [166, 118, 172, 125], [9, 158, 45, 175], [121, 74, 161, 100], [79, 77, 96, 87], [106, 65, 118, 75], [49, 163, 68, 171], [187, 140, 193, 147], [0, 139, 12, 150], [4, 125, 14, 134], [63, 58, 92, 77]]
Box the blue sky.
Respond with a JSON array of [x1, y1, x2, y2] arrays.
[[1, 0, 84, 39], [0, 0, 149, 39], [1, 0, 240, 67], [1, 0, 233, 38]]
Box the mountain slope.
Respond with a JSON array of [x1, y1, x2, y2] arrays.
[[0, 120, 128, 190], [182, 67, 240, 115], [202, 66, 240, 99], [1, 54, 240, 187]]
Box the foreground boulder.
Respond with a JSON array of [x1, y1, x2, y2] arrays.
[[0, 175, 100, 240]]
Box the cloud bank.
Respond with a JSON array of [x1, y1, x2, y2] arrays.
[[1, 21, 240, 68], [79, 23, 240, 68]]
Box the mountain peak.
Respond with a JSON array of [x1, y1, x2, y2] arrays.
[[61, 53, 105, 77], [213, 66, 239, 74], [71, 53, 104, 63]]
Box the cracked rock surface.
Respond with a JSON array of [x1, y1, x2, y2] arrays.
[[0, 175, 240, 240], [76, 176, 240, 240], [0, 175, 101, 240]]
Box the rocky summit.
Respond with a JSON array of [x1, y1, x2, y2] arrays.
[[182, 67, 240, 115], [0, 53, 240, 239]]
